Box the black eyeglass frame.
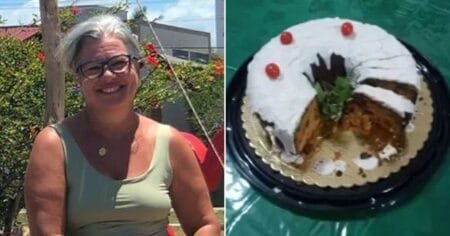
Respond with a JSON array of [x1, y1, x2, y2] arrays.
[[75, 54, 143, 80]]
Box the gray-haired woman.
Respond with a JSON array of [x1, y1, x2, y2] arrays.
[[24, 15, 220, 235]]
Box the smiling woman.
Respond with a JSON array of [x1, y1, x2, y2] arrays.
[[23, 14, 220, 235]]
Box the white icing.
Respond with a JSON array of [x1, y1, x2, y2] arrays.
[[354, 67, 420, 88], [312, 159, 347, 176], [379, 144, 398, 160], [266, 126, 304, 164], [246, 18, 420, 163], [280, 152, 303, 164], [405, 121, 415, 133], [353, 84, 415, 118], [313, 160, 335, 175], [334, 160, 347, 172], [353, 155, 379, 170]]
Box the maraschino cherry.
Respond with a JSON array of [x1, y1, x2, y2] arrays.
[[280, 31, 293, 45], [265, 63, 280, 79], [341, 22, 353, 36]]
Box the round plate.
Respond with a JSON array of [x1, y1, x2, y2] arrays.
[[226, 42, 450, 213]]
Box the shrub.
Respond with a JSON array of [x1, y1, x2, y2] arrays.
[[0, 36, 45, 231]]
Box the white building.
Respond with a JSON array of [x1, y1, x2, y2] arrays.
[[132, 19, 211, 64], [215, 0, 224, 56]]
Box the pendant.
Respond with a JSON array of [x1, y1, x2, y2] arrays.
[[98, 147, 107, 157]]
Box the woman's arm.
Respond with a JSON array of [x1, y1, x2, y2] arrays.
[[24, 127, 66, 235], [168, 128, 221, 236]]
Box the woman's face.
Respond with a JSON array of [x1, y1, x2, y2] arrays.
[[75, 36, 140, 111]]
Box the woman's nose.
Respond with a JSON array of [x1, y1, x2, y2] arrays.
[[101, 66, 116, 79]]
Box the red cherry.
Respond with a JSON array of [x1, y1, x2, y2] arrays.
[[280, 31, 293, 44], [341, 22, 353, 36], [265, 63, 280, 79]]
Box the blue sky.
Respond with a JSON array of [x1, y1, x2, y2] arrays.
[[0, 0, 218, 46]]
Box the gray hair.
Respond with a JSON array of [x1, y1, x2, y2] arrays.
[[56, 14, 141, 74]]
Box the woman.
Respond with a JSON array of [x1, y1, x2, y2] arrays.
[[24, 15, 220, 235]]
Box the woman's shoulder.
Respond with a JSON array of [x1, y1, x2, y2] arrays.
[[29, 124, 65, 169], [34, 125, 62, 147], [138, 114, 179, 136], [138, 115, 188, 150]]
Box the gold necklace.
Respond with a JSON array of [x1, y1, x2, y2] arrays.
[[84, 112, 138, 158], [98, 147, 107, 157]]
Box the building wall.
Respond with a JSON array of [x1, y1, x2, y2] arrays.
[[136, 22, 211, 64]]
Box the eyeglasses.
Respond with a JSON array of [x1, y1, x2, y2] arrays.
[[75, 54, 141, 80]]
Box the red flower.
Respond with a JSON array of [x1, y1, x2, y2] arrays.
[[145, 43, 156, 53], [70, 7, 81, 16], [146, 56, 159, 67], [36, 52, 45, 63], [214, 59, 224, 77]]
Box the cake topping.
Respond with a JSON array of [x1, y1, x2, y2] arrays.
[[341, 22, 353, 36], [405, 122, 415, 133], [280, 31, 293, 45], [353, 153, 379, 170], [313, 159, 346, 176], [265, 63, 280, 79], [315, 77, 354, 120], [379, 144, 398, 160]]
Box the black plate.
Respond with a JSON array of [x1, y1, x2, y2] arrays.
[[226, 43, 450, 214]]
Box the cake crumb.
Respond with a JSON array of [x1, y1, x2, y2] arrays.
[[334, 151, 341, 160], [360, 152, 371, 159]]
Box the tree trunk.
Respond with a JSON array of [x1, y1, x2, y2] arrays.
[[39, 0, 64, 124], [3, 190, 22, 235]]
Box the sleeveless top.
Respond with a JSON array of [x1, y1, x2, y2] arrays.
[[50, 124, 173, 236]]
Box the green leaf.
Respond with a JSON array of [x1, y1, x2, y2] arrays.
[[314, 76, 354, 120]]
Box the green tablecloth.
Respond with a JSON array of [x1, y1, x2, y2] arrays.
[[226, 0, 450, 235]]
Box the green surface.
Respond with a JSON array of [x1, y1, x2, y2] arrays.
[[225, 0, 450, 235]]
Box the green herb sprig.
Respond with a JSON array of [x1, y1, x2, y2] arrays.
[[315, 77, 354, 121]]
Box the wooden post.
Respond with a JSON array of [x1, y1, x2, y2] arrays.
[[39, 0, 64, 124]]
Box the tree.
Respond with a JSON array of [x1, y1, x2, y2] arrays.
[[131, 6, 147, 21]]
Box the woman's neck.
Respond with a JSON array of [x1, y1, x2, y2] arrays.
[[82, 107, 139, 139]]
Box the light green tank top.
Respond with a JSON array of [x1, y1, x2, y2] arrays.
[[51, 124, 173, 236]]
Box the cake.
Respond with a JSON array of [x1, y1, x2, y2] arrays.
[[245, 18, 422, 165]]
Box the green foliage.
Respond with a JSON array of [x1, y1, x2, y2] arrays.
[[315, 76, 354, 120], [0, 36, 84, 230], [0, 36, 45, 228], [136, 58, 224, 142], [183, 61, 224, 141], [0, 14, 6, 25]]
